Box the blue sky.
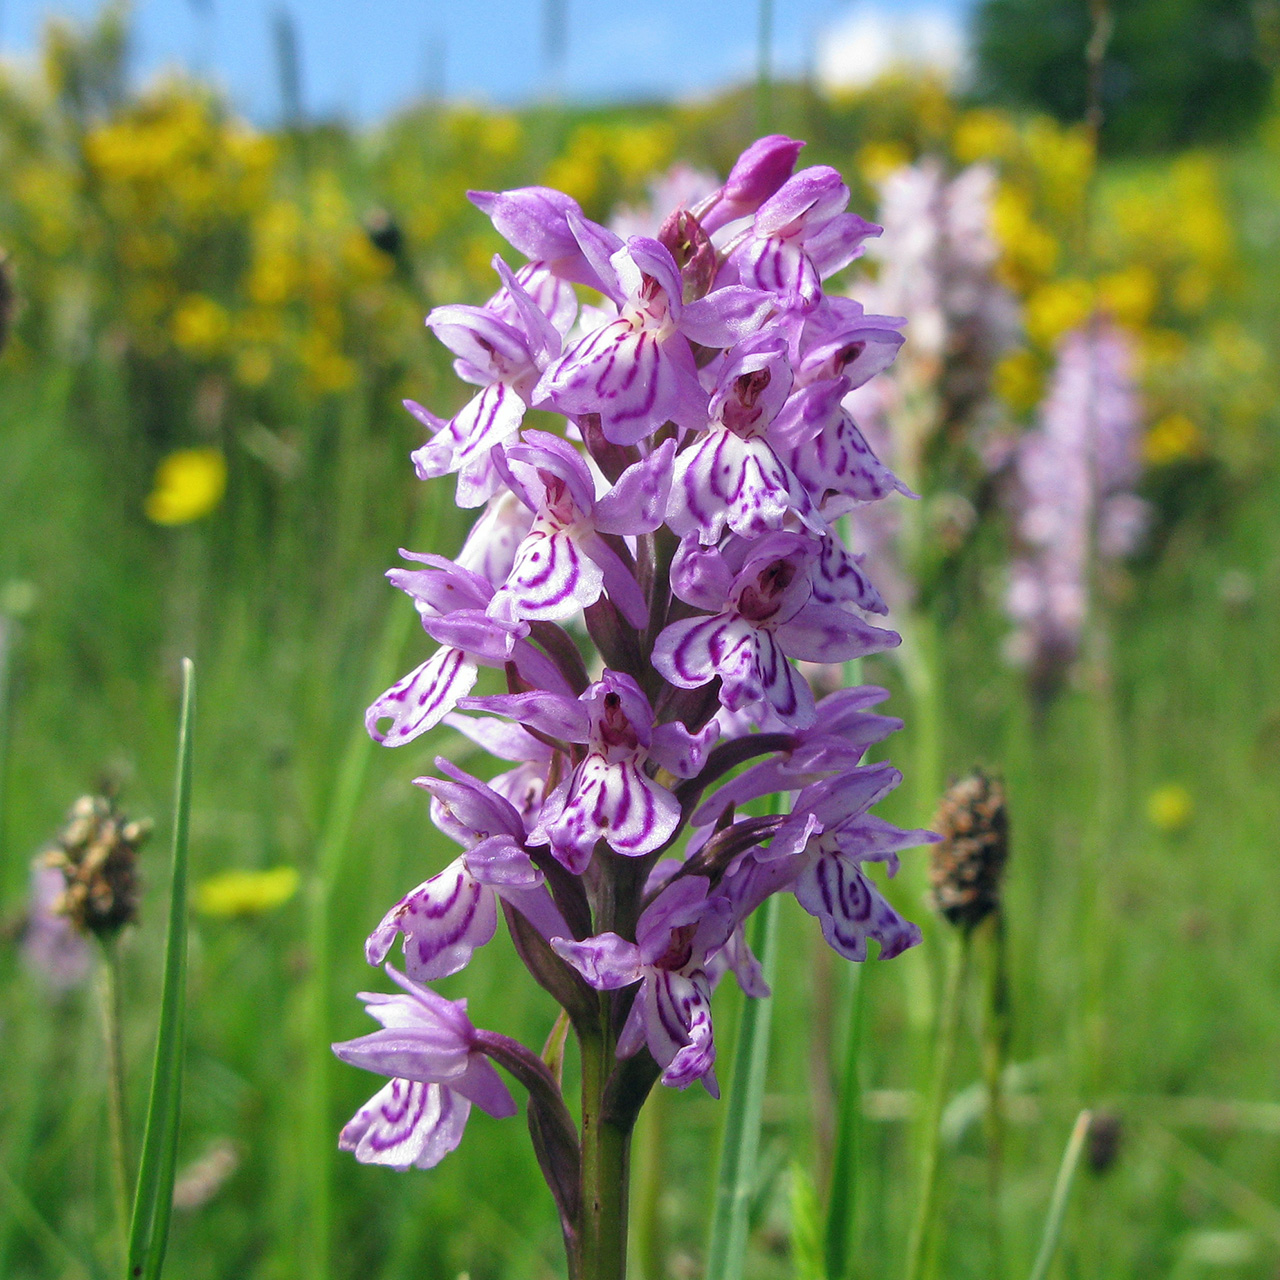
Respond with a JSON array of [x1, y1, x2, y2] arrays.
[[0, 0, 971, 123]]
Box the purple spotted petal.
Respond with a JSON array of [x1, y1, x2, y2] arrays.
[[668, 429, 818, 543], [775, 601, 900, 664], [644, 969, 719, 1095], [339, 1079, 470, 1170], [364, 859, 498, 981], [489, 525, 604, 623], [811, 532, 888, 614], [536, 319, 707, 445], [365, 647, 478, 747], [649, 719, 719, 778], [652, 613, 750, 690], [542, 756, 682, 865], [736, 235, 821, 309], [794, 852, 921, 961], [411, 382, 525, 508]]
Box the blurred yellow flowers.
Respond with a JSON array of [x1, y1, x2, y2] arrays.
[[1147, 784, 1194, 834], [144, 448, 227, 525], [194, 866, 300, 918]]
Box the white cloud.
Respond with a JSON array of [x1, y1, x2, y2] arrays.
[[816, 4, 968, 92]]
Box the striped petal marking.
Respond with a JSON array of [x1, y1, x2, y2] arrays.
[[637, 968, 719, 1095], [365, 858, 498, 980], [794, 849, 922, 962], [339, 1078, 470, 1171], [489, 524, 603, 623], [546, 756, 682, 867], [365, 646, 479, 748]]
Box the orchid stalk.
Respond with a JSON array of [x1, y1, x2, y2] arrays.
[[333, 135, 937, 1280]]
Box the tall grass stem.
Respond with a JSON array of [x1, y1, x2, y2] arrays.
[[98, 935, 131, 1266], [706, 893, 780, 1280], [903, 928, 970, 1280], [824, 960, 867, 1280], [126, 656, 195, 1280], [1027, 1110, 1093, 1280]]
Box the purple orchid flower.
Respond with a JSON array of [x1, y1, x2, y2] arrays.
[[488, 430, 673, 628], [723, 166, 880, 312], [409, 257, 562, 508], [666, 333, 824, 544], [770, 376, 914, 518], [536, 225, 775, 445], [771, 765, 935, 960], [553, 875, 731, 1094], [653, 532, 899, 727], [464, 671, 716, 872], [339, 138, 931, 1276], [333, 965, 517, 1170], [365, 764, 567, 980], [692, 686, 904, 825], [366, 550, 576, 749], [695, 134, 807, 234], [443, 711, 554, 829], [788, 296, 906, 389]]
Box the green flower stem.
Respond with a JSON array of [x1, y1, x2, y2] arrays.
[[903, 927, 971, 1280], [98, 934, 131, 1266], [578, 1008, 630, 1280], [1027, 1110, 1092, 1280], [632, 1077, 667, 1280], [981, 910, 1011, 1275], [824, 959, 867, 1280], [706, 893, 781, 1280]]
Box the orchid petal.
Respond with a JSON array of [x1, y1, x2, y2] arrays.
[[366, 647, 478, 748]]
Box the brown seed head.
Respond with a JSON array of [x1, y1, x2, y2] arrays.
[[930, 770, 1008, 931], [44, 794, 152, 938]]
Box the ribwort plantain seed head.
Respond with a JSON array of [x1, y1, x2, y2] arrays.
[[44, 794, 152, 939], [930, 770, 1008, 931]]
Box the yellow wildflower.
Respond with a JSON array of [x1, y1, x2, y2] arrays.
[[194, 866, 300, 918], [952, 109, 1018, 164], [172, 295, 230, 357], [1025, 278, 1094, 348], [858, 141, 912, 185], [144, 448, 227, 525], [1146, 784, 1193, 834], [1143, 413, 1206, 466], [993, 349, 1043, 414], [1097, 265, 1158, 328]]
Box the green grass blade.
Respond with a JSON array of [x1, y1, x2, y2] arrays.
[[705, 892, 780, 1280], [1027, 1110, 1093, 1280], [824, 961, 866, 1280], [126, 657, 195, 1280]]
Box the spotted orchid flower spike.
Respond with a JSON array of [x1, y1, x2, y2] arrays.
[[337, 135, 938, 1280]]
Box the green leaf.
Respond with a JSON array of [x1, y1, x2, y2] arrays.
[[125, 657, 194, 1280], [789, 1162, 827, 1280], [705, 893, 780, 1280], [1027, 1110, 1093, 1280]]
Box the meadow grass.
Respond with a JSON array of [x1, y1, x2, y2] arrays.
[[1, 108, 1279, 1280]]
